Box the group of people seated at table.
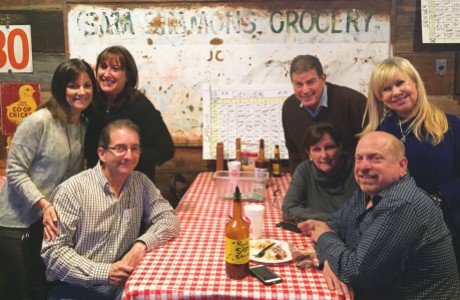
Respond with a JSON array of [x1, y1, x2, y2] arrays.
[[282, 55, 460, 299], [0, 46, 459, 300]]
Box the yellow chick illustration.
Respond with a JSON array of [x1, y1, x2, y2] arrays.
[[6, 84, 37, 125]]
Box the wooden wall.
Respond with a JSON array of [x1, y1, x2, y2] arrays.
[[392, 0, 458, 96], [0, 0, 459, 192]]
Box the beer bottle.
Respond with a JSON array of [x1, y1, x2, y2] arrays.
[[225, 186, 250, 279], [272, 145, 282, 177], [255, 139, 268, 183]]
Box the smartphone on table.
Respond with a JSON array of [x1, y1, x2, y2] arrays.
[[276, 221, 302, 234], [249, 264, 282, 285]]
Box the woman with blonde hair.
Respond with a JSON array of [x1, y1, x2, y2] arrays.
[[362, 56, 460, 271]]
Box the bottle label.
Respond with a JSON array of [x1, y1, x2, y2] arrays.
[[225, 237, 249, 264], [272, 164, 280, 175]]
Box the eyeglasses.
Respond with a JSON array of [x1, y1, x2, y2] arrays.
[[106, 144, 142, 156]]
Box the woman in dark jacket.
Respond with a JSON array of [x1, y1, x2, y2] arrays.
[[84, 45, 174, 181]]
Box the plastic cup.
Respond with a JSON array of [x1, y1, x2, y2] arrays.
[[227, 160, 241, 177], [244, 204, 265, 239]]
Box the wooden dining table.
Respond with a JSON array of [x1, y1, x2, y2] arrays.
[[122, 172, 344, 300]]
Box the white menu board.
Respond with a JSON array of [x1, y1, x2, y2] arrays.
[[421, 0, 460, 43], [202, 84, 291, 159]]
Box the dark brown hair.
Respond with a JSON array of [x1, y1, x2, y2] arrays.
[[290, 55, 324, 80], [303, 122, 342, 151], [98, 119, 141, 149], [41, 58, 98, 124], [96, 45, 141, 109]]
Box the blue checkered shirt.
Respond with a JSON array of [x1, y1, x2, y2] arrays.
[[317, 174, 460, 299]]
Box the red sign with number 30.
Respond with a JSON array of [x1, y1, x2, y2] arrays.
[[0, 25, 33, 73]]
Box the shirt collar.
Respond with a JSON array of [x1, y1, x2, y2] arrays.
[[93, 161, 133, 194], [303, 84, 328, 118], [368, 195, 382, 207], [361, 173, 411, 208]]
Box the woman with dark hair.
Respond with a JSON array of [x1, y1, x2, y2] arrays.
[[84, 45, 174, 182], [0, 58, 97, 299], [282, 122, 357, 223]]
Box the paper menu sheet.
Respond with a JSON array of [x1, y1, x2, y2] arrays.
[[202, 85, 291, 160], [421, 0, 460, 43]]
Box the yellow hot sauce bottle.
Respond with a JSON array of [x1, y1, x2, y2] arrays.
[[225, 186, 250, 279]]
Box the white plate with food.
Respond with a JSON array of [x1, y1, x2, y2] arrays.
[[250, 239, 292, 264]]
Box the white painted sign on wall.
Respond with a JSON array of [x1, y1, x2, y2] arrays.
[[66, 2, 391, 147]]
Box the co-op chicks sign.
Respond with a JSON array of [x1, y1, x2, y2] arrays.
[[0, 82, 40, 135], [67, 3, 390, 144]]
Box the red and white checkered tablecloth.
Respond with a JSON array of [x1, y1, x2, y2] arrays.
[[122, 172, 343, 300]]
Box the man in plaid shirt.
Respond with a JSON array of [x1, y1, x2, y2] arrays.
[[42, 119, 180, 299], [299, 131, 460, 300]]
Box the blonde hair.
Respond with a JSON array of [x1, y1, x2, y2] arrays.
[[361, 57, 447, 145]]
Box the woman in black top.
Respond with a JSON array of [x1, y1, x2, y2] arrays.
[[84, 45, 174, 181]]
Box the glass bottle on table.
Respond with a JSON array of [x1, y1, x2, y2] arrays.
[[235, 138, 241, 162], [271, 144, 282, 177], [225, 186, 250, 279], [255, 139, 268, 183], [216, 142, 224, 171]]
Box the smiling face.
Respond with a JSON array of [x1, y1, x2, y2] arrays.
[[97, 55, 127, 102], [291, 69, 327, 110], [379, 71, 418, 119], [65, 72, 93, 122], [307, 133, 343, 175], [98, 126, 140, 181], [354, 132, 407, 198]]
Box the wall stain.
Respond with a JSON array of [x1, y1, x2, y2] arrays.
[[210, 37, 224, 45]]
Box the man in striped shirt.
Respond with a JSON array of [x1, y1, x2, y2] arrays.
[[42, 119, 180, 300]]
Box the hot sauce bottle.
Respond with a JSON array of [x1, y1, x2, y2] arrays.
[[225, 186, 250, 279]]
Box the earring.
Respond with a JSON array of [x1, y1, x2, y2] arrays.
[[383, 105, 391, 118]]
